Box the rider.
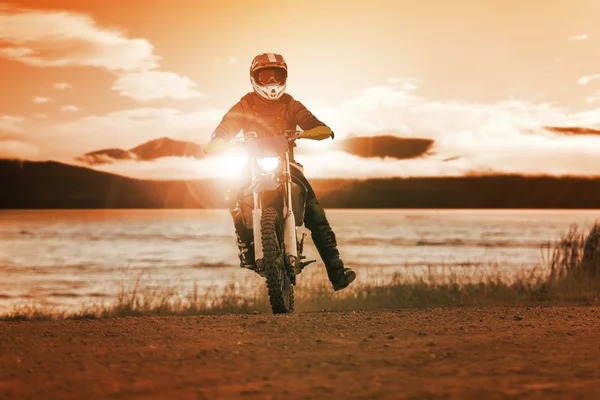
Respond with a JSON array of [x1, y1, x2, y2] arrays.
[[205, 53, 356, 291]]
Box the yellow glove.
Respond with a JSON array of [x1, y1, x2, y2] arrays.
[[204, 138, 234, 154], [300, 126, 334, 140]]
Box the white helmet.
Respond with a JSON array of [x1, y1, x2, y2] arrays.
[[250, 53, 288, 101]]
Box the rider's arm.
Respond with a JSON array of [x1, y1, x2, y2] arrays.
[[205, 102, 246, 153], [292, 100, 334, 140]]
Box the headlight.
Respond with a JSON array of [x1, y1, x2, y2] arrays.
[[257, 157, 280, 172]]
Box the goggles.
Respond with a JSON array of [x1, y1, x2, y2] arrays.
[[255, 68, 287, 85]]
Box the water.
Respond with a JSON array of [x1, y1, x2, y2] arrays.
[[0, 209, 598, 311]]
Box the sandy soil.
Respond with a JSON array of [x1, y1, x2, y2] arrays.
[[1, 306, 600, 399]]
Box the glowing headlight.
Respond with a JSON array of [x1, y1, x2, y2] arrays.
[[257, 157, 280, 172]]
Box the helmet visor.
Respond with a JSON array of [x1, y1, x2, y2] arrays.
[[256, 68, 287, 85]]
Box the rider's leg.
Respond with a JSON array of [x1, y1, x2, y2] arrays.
[[291, 165, 356, 291], [230, 174, 256, 269], [231, 205, 256, 269]]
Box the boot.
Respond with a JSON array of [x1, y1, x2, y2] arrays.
[[236, 236, 256, 271], [311, 226, 356, 291], [304, 198, 356, 290], [231, 206, 256, 271], [325, 258, 356, 291]]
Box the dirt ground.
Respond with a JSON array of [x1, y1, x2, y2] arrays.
[[1, 306, 600, 399]]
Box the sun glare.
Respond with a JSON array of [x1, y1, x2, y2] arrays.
[[210, 152, 248, 180]]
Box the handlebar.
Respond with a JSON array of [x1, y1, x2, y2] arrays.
[[240, 126, 333, 142], [284, 130, 303, 141], [230, 130, 302, 145], [222, 126, 333, 151]]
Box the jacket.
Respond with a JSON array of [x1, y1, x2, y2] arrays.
[[211, 92, 327, 141]]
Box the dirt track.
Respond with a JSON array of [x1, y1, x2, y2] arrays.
[[1, 306, 600, 399]]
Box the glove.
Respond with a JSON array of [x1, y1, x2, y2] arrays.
[[299, 126, 334, 141], [204, 138, 234, 154]]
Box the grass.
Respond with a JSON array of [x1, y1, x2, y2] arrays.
[[4, 222, 600, 320]]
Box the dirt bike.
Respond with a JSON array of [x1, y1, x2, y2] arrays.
[[232, 130, 318, 314]]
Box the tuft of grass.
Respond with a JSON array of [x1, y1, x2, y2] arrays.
[[543, 222, 600, 303], [4, 222, 600, 321]]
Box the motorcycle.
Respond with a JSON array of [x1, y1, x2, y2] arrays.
[[231, 129, 323, 314]]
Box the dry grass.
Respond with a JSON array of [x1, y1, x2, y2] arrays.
[[542, 222, 600, 302], [4, 222, 600, 320]]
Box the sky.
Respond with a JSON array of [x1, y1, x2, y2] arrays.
[[2, 0, 600, 179]]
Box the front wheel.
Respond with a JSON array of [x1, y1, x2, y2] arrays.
[[261, 207, 294, 314]]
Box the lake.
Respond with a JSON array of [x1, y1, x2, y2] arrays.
[[1, 209, 598, 311]]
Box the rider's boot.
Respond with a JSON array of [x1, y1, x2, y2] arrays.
[[231, 206, 257, 271], [312, 226, 356, 291], [236, 236, 256, 271], [326, 258, 356, 291]]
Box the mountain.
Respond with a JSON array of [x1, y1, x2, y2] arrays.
[[76, 137, 205, 165], [4, 159, 600, 209], [129, 137, 204, 160], [336, 136, 434, 159], [77, 135, 435, 166], [76, 148, 138, 165]]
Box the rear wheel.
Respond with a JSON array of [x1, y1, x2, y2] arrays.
[[261, 207, 294, 314]]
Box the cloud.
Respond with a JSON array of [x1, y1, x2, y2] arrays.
[[544, 126, 600, 136], [14, 78, 600, 178], [387, 77, 419, 91], [0, 4, 204, 102], [304, 82, 418, 136], [299, 80, 600, 178], [213, 57, 237, 68], [0, 139, 39, 159], [90, 157, 219, 180], [577, 74, 600, 85], [111, 70, 205, 102], [305, 81, 565, 143], [296, 142, 600, 179], [570, 34, 588, 41], [53, 82, 73, 91], [0, 6, 158, 70], [336, 136, 434, 159], [73, 80, 600, 180], [0, 115, 24, 132], [60, 105, 79, 112], [586, 94, 600, 103], [47, 107, 222, 157], [32, 96, 51, 104]]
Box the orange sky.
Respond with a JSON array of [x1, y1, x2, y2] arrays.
[[2, 0, 600, 178]]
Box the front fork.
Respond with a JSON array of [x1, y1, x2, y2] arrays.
[[251, 152, 298, 268], [252, 194, 263, 262], [282, 152, 298, 267]]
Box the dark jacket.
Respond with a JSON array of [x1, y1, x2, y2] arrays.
[[212, 92, 327, 141]]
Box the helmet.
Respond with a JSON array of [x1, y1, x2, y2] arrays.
[[250, 53, 288, 101]]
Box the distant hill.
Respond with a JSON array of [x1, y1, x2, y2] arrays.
[[129, 137, 204, 160], [0, 159, 223, 208], [3, 159, 600, 209], [77, 135, 435, 166], [77, 148, 138, 165], [76, 137, 205, 165]]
